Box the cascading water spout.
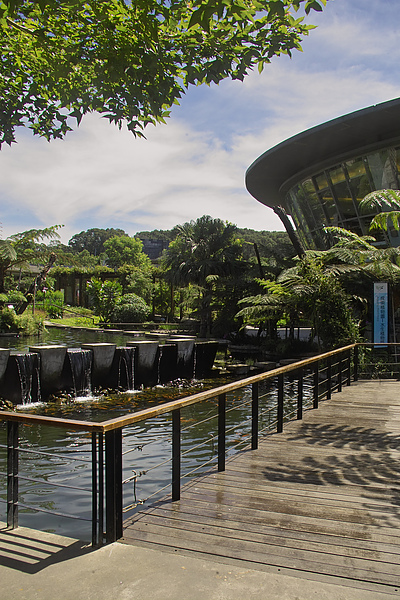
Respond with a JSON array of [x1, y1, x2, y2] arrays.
[[14, 352, 41, 404], [64, 349, 92, 397], [116, 346, 135, 390]]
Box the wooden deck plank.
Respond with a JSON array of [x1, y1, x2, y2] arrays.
[[147, 495, 400, 544], [131, 505, 400, 552], [128, 513, 400, 564], [122, 380, 400, 591]]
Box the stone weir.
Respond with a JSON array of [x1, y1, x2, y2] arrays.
[[0, 339, 219, 405]]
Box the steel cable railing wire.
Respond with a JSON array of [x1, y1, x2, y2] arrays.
[[122, 394, 257, 511], [0, 434, 94, 525], [1, 344, 359, 539], [122, 384, 300, 512], [10, 446, 92, 463]]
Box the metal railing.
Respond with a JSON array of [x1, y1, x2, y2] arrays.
[[0, 342, 394, 547]]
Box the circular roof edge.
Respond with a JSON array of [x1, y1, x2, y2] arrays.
[[245, 97, 400, 209]]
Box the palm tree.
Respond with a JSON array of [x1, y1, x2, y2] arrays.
[[162, 215, 245, 336], [359, 189, 400, 233], [0, 226, 62, 293], [237, 256, 360, 350]]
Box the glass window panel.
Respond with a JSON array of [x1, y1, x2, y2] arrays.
[[286, 192, 314, 248], [318, 190, 337, 225], [290, 184, 319, 230], [301, 179, 316, 195], [315, 173, 329, 190], [367, 149, 399, 190], [346, 158, 371, 209], [395, 147, 400, 178], [300, 179, 326, 223], [328, 166, 346, 185], [333, 180, 356, 218]]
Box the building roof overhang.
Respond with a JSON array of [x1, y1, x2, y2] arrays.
[[245, 97, 400, 210]]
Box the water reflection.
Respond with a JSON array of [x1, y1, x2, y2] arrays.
[[0, 327, 133, 352]]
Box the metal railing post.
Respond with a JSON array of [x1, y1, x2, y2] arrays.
[[7, 420, 18, 529], [313, 361, 319, 409], [338, 355, 343, 392], [98, 432, 104, 546], [172, 408, 181, 500], [346, 350, 351, 386], [91, 432, 97, 547], [218, 393, 226, 471], [297, 367, 303, 420], [327, 357, 332, 400], [354, 345, 359, 382], [251, 382, 259, 449], [277, 375, 284, 433], [105, 428, 123, 543]]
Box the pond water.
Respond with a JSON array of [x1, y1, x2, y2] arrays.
[[0, 328, 314, 541], [0, 326, 136, 352]]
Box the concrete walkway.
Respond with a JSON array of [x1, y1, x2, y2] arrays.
[[0, 523, 398, 600]]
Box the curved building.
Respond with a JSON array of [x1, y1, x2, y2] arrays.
[[245, 98, 400, 250]]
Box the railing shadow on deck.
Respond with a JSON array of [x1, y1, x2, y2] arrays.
[[0, 522, 90, 573], [0, 342, 399, 547]]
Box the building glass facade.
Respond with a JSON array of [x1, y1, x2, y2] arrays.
[[284, 146, 400, 250]]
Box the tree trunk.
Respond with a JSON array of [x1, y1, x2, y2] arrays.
[[273, 206, 306, 259], [16, 253, 57, 314]]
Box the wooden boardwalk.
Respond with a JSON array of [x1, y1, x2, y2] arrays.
[[122, 380, 400, 594]]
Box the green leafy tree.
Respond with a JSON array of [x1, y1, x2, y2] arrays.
[[310, 227, 400, 287], [104, 236, 152, 271], [117, 264, 153, 303], [237, 257, 360, 350], [87, 278, 122, 322], [0, 225, 62, 293], [239, 226, 400, 349], [0, 0, 327, 146], [163, 215, 245, 336], [68, 228, 126, 256]]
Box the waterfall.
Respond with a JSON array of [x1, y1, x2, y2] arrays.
[[116, 347, 135, 390], [66, 349, 92, 397], [14, 352, 41, 405]]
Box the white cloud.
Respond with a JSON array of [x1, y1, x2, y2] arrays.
[[1, 0, 400, 242]]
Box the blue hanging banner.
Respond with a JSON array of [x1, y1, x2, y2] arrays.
[[373, 282, 388, 346]]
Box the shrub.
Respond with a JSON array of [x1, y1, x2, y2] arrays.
[[0, 307, 19, 332], [16, 313, 44, 335], [112, 293, 150, 323], [0, 306, 44, 335], [37, 289, 64, 318], [87, 278, 122, 322], [7, 290, 27, 306]]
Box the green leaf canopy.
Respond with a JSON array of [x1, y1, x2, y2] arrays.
[[0, 0, 327, 146]]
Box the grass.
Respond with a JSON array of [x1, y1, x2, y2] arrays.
[[47, 306, 101, 328], [48, 315, 100, 328]]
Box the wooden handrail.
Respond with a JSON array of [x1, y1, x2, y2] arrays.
[[0, 411, 104, 432], [0, 344, 357, 432]]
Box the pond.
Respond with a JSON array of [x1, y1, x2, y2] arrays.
[[0, 326, 136, 352], [0, 328, 314, 541]]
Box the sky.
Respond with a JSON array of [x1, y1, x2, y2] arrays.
[[1, 0, 400, 244]]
